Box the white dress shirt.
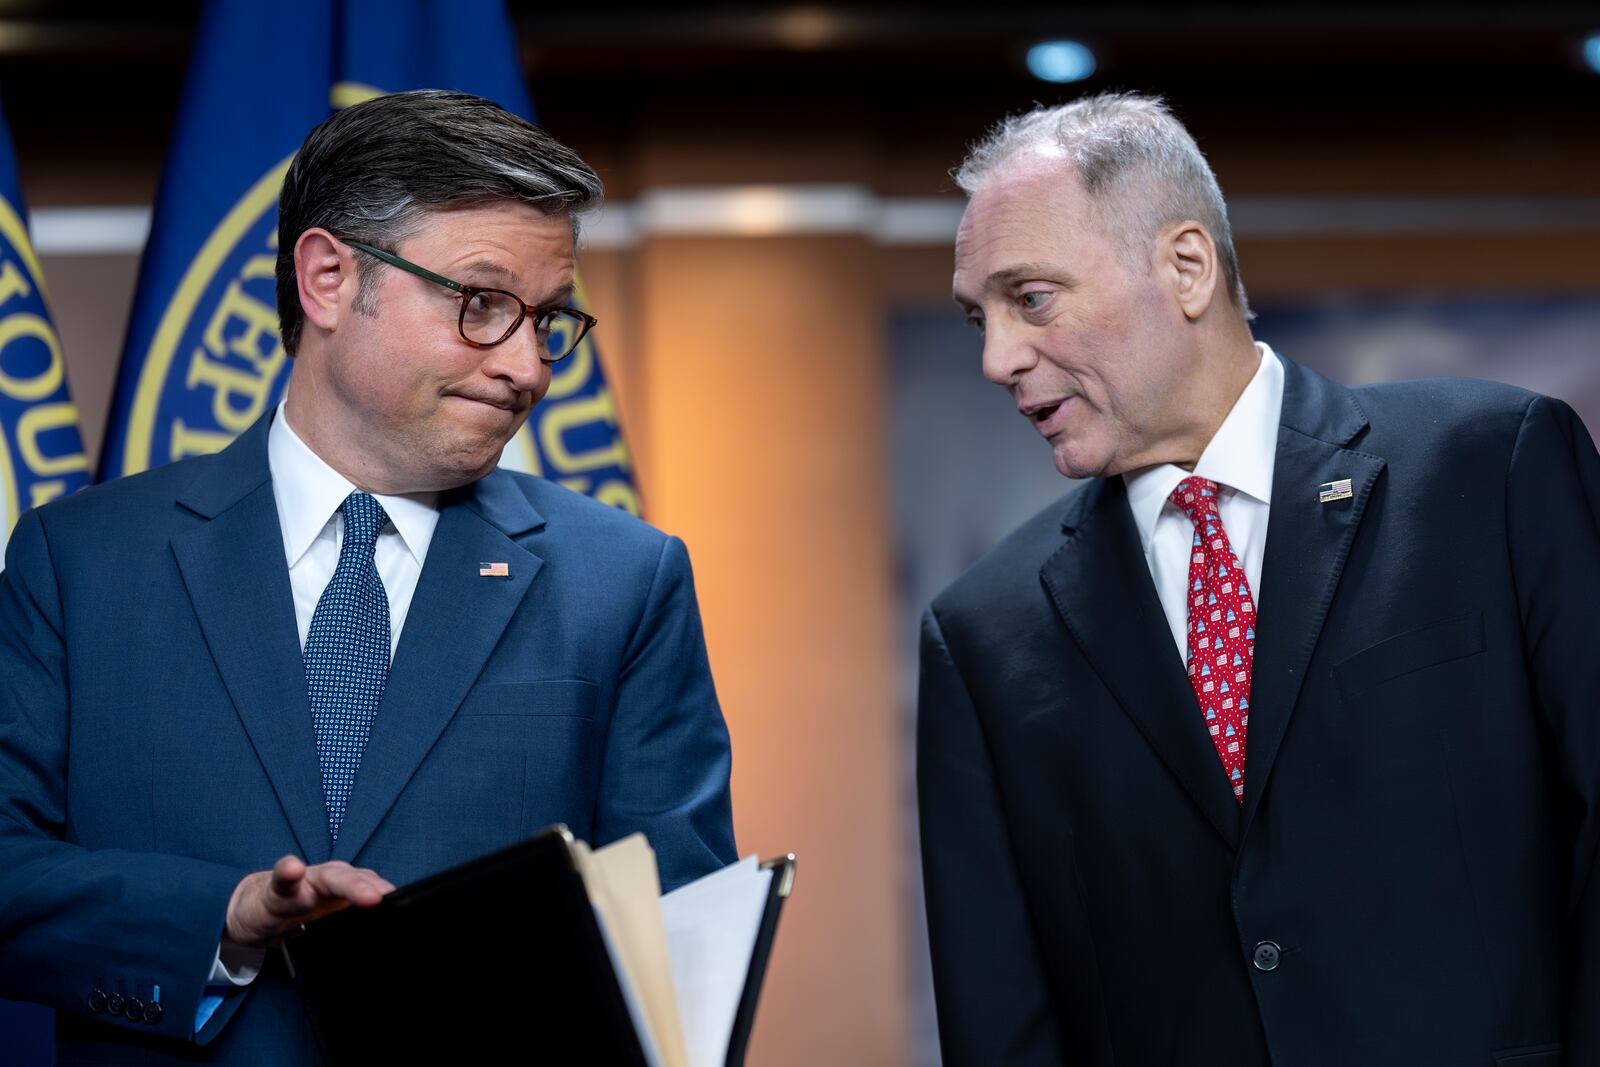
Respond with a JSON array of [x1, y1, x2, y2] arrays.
[[1122, 343, 1286, 662], [267, 403, 441, 655], [203, 405, 442, 1001]]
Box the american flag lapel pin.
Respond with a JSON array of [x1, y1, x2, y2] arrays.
[[478, 561, 510, 578], [1317, 478, 1353, 504]]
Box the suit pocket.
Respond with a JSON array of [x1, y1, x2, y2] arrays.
[[1493, 1045, 1560, 1066], [1333, 609, 1485, 699], [457, 679, 598, 719]]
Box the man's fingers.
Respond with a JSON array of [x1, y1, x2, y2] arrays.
[[302, 862, 393, 907], [267, 854, 308, 897], [228, 859, 395, 946]]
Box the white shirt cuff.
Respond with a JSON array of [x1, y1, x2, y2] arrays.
[[206, 943, 265, 986]]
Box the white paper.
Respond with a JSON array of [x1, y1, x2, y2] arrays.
[[661, 856, 773, 1067]]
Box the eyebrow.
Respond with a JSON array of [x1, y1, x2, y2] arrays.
[[534, 283, 576, 308], [953, 262, 1073, 307], [454, 263, 575, 308], [452, 260, 520, 287], [986, 263, 1069, 290]]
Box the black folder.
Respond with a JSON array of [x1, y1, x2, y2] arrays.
[[280, 825, 793, 1067]]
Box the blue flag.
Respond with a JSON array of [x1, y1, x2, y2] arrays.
[[0, 95, 90, 560], [99, 0, 638, 514], [0, 87, 85, 1067]]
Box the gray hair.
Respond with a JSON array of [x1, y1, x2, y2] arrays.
[[955, 92, 1251, 319], [275, 89, 604, 355]]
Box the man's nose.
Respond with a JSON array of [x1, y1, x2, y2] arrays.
[[481, 323, 549, 393], [980, 321, 1036, 387]]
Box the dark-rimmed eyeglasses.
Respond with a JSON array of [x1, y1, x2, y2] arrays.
[[345, 239, 597, 363]]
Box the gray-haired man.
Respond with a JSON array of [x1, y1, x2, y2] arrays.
[[0, 90, 736, 1064], [921, 92, 1600, 1066]]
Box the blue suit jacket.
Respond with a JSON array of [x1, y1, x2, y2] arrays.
[[920, 357, 1600, 1067], [0, 412, 736, 1065]]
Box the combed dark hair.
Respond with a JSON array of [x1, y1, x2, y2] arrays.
[[275, 89, 603, 355]]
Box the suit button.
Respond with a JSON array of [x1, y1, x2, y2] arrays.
[[125, 996, 145, 1020], [87, 988, 107, 1013], [143, 1001, 165, 1026], [1252, 940, 1282, 972], [105, 992, 125, 1015]]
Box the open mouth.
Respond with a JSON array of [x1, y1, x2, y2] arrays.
[[1021, 397, 1073, 437]]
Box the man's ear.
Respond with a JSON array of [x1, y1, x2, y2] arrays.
[[1163, 220, 1220, 322], [294, 228, 357, 333]]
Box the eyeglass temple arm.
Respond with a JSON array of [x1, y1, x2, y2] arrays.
[[345, 240, 465, 293]]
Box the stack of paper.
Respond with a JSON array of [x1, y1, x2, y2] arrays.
[[571, 837, 777, 1067]]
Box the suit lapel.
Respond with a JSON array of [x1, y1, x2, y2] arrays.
[[332, 471, 546, 862], [170, 415, 332, 862], [1041, 478, 1243, 849], [1239, 359, 1385, 833]]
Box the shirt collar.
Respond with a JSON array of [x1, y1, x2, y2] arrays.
[[266, 403, 441, 569], [1122, 341, 1286, 555]]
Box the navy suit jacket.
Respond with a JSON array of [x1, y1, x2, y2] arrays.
[[0, 412, 736, 1065], [919, 357, 1600, 1067]]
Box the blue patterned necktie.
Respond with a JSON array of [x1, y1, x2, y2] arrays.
[[305, 491, 391, 842]]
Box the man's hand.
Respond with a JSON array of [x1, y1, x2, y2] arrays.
[[224, 855, 395, 948]]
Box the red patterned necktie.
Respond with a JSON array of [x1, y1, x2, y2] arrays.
[[1170, 476, 1256, 803]]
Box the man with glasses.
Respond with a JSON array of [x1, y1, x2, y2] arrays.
[[0, 90, 735, 1064]]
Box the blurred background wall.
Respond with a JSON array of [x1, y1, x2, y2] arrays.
[[3, 3, 1599, 1064]]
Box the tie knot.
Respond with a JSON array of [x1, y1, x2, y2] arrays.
[[340, 492, 389, 550], [1169, 476, 1222, 526]]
